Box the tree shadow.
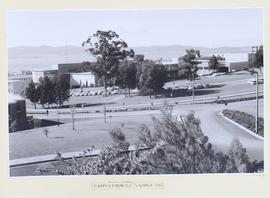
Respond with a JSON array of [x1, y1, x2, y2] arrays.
[[164, 89, 221, 98], [48, 136, 65, 139]]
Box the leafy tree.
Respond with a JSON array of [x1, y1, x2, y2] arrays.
[[180, 49, 201, 80], [138, 61, 167, 95], [208, 55, 219, 70], [134, 54, 145, 85], [116, 60, 137, 96], [55, 74, 70, 106], [38, 76, 56, 108], [25, 80, 40, 109], [82, 30, 135, 96]]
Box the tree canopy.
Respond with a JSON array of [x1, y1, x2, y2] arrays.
[[116, 60, 137, 96], [180, 49, 201, 80], [138, 60, 167, 95], [208, 55, 219, 70], [25, 80, 40, 109], [82, 30, 135, 81]]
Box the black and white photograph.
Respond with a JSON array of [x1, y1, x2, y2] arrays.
[[7, 8, 264, 176]]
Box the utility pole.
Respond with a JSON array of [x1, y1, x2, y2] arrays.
[[71, 105, 75, 130], [57, 106, 60, 127], [255, 72, 259, 134]]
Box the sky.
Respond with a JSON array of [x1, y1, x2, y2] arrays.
[[6, 8, 263, 48]]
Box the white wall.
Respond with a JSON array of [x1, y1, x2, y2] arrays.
[[70, 72, 95, 87]]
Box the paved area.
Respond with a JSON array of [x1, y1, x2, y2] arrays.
[[10, 100, 264, 161]]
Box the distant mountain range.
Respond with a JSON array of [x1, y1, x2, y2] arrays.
[[7, 45, 251, 72]]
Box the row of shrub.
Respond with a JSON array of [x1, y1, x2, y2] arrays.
[[222, 109, 264, 137]]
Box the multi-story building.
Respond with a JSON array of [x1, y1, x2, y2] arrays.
[[32, 69, 58, 83], [178, 56, 228, 77], [161, 59, 179, 80], [8, 73, 33, 95], [8, 80, 25, 95]]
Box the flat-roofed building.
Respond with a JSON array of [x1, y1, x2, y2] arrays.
[[32, 69, 58, 83], [228, 61, 249, 72], [8, 74, 33, 95], [8, 80, 25, 95], [161, 59, 179, 80], [69, 72, 96, 88]]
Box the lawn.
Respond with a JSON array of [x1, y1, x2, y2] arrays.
[[9, 114, 153, 160]]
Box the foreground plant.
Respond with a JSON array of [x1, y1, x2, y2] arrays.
[[37, 104, 263, 175]]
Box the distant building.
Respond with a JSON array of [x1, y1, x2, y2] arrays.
[[8, 80, 25, 95], [228, 61, 249, 72], [57, 63, 83, 76], [161, 58, 179, 80], [32, 69, 58, 83], [8, 74, 33, 95], [248, 53, 257, 68], [8, 94, 27, 132], [69, 72, 96, 88], [178, 56, 228, 77]]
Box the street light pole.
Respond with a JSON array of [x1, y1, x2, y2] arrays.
[[255, 72, 259, 134], [57, 106, 60, 127], [71, 105, 75, 130]]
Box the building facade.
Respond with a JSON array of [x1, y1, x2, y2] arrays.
[[8, 94, 28, 132], [69, 72, 96, 88], [32, 69, 58, 83], [8, 74, 33, 95]]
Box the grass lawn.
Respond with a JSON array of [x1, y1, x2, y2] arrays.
[[9, 114, 153, 160]]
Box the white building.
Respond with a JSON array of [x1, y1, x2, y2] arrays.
[[69, 72, 95, 88], [32, 69, 58, 83], [8, 74, 33, 95], [8, 80, 25, 95]]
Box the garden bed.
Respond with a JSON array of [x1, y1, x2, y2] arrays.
[[222, 109, 264, 137]]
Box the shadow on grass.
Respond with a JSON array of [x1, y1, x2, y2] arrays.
[[165, 89, 221, 98], [48, 136, 65, 139], [48, 102, 116, 109]]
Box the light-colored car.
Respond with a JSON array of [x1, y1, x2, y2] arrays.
[[248, 79, 264, 85], [194, 84, 204, 89], [187, 85, 194, 90]]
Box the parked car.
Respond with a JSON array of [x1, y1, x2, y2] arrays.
[[194, 84, 204, 89], [248, 78, 264, 85], [202, 84, 210, 88], [187, 85, 194, 90]]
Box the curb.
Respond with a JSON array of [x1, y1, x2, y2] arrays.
[[218, 112, 264, 141], [10, 145, 148, 168]]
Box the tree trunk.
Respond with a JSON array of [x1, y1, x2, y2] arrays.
[[34, 103, 37, 109], [128, 88, 130, 97]]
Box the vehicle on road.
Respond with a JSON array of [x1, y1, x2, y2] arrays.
[[248, 78, 264, 85], [194, 84, 204, 89]]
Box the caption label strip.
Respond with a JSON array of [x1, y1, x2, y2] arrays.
[[91, 181, 164, 190]]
